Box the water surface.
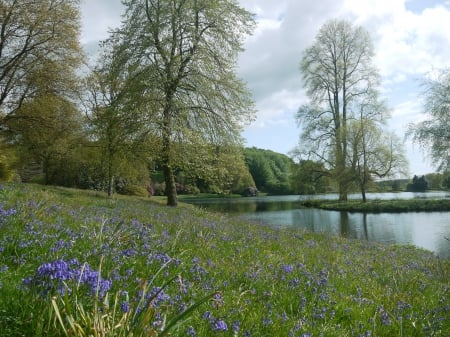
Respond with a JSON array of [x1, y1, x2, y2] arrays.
[[186, 192, 450, 258]]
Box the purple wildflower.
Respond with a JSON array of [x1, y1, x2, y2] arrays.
[[25, 259, 111, 298], [187, 326, 197, 336], [281, 264, 294, 273], [212, 319, 228, 332], [232, 320, 240, 333], [121, 301, 130, 313]]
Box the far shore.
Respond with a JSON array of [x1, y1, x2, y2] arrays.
[[300, 198, 450, 213]]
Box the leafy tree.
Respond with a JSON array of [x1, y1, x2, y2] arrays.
[[6, 94, 84, 184], [290, 160, 330, 195], [443, 171, 450, 189], [347, 118, 408, 202], [408, 69, 450, 172], [0, 0, 84, 184], [173, 143, 254, 195], [406, 175, 428, 192], [425, 173, 443, 190], [296, 20, 380, 201], [0, 0, 83, 125], [0, 137, 17, 181], [83, 50, 154, 197], [104, 0, 255, 206], [244, 148, 294, 194]]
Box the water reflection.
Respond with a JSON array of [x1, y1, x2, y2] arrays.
[[186, 192, 450, 258], [242, 209, 449, 258]]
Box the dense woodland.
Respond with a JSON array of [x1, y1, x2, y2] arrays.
[[0, 1, 449, 203]]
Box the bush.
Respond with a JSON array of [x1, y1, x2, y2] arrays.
[[118, 184, 148, 197]]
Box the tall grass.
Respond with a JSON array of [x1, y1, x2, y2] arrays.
[[0, 183, 449, 336]]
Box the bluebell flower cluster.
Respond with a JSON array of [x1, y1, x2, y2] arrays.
[[23, 259, 112, 297], [0, 204, 16, 225], [202, 310, 229, 332]]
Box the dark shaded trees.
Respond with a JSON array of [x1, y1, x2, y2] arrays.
[[406, 175, 428, 192]]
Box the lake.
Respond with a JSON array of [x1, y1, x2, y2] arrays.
[[185, 192, 450, 258]]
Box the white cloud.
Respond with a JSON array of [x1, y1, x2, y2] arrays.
[[79, 0, 123, 45]]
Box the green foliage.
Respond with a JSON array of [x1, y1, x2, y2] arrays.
[[408, 69, 450, 172], [425, 173, 444, 189], [0, 0, 83, 122], [443, 171, 450, 189], [0, 183, 449, 336], [301, 198, 450, 212], [102, 0, 256, 206], [244, 147, 294, 194], [0, 139, 17, 181], [407, 175, 429, 192], [291, 160, 331, 194], [375, 179, 409, 192]]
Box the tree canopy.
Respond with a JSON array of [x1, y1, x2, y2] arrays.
[[0, 0, 83, 124], [296, 19, 405, 200], [244, 147, 294, 195], [408, 69, 450, 172], [102, 0, 256, 205]]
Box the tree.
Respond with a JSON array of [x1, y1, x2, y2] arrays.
[[6, 93, 84, 184], [0, 137, 17, 181], [347, 119, 408, 201], [425, 173, 443, 190], [83, 49, 154, 197], [344, 91, 408, 201], [290, 159, 330, 195], [244, 148, 294, 194], [406, 175, 428, 192], [0, 0, 83, 126], [443, 171, 450, 189], [104, 0, 255, 206], [296, 19, 379, 201], [407, 69, 450, 172]]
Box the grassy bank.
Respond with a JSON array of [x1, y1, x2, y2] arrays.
[[301, 198, 450, 213], [0, 183, 449, 336]]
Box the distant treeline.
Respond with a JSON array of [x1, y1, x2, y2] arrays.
[[6, 145, 449, 197]]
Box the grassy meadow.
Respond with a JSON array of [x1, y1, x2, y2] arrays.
[[0, 183, 449, 337]]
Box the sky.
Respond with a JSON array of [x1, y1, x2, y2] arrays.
[[79, 0, 450, 176]]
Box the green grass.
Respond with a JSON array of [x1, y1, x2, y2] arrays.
[[0, 183, 449, 336], [301, 198, 450, 212]]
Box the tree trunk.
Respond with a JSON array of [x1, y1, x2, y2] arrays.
[[162, 104, 178, 206], [107, 176, 114, 198], [164, 163, 178, 206], [338, 187, 348, 201], [361, 185, 366, 203]]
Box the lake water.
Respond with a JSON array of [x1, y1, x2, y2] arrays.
[[185, 192, 450, 258]]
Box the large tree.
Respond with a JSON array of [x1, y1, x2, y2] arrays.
[[297, 19, 381, 200], [0, 0, 83, 125], [407, 69, 450, 172], [104, 0, 255, 206]]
